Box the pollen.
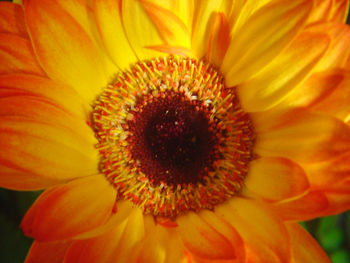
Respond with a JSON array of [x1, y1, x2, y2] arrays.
[[92, 56, 255, 218]]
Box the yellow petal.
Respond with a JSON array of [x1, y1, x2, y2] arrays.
[[121, 0, 165, 60], [93, 0, 137, 69], [222, 0, 313, 87], [237, 31, 330, 112]]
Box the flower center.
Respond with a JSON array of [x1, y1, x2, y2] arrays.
[[127, 90, 223, 186], [92, 56, 255, 218]]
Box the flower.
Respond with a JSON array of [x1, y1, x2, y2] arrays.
[[1, 0, 350, 262]]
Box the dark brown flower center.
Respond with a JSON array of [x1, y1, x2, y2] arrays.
[[126, 90, 224, 186]]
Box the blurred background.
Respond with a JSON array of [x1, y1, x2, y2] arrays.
[[0, 0, 350, 262]]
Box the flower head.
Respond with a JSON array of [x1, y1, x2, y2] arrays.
[[0, 0, 350, 262]]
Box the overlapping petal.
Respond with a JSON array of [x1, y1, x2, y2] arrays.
[[21, 174, 116, 241]]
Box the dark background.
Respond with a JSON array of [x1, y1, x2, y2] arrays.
[[0, 0, 349, 262]]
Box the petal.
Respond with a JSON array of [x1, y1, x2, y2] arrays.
[[255, 113, 350, 163], [0, 74, 87, 118], [215, 198, 290, 263], [237, 31, 330, 112], [322, 185, 350, 216], [287, 223, 331, 263], [121, 0, 165, 60], [307, 0, 333, 23], [64, 208, 145, 263], [244, 157, 309, 201], [312, 22, 350, 71], [273, 191, 329, 221], [0, 1, 27, 36], [276, 69, 345, 109], [21, 174, 116, 241], [329, 0, 350, 22], [312, 71, 350, 120], [132, 216, 188, 263], [0, 33, 44, 75], [25, 240, 72, 263], [0, 113, 98, 190], [140, 1, 191, 48], [206, 12, 231, 67], [93, 0, 137, 69], [305, 151, 350, 187], [222, 0, 313, 87], [24, 0, 115, 102], [191, 0, 232, 59], [177, 211, 237, 260]]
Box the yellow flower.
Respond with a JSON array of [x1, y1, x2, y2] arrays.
[[0, 0, 350, 262]]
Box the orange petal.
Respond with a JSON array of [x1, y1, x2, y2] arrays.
[[0, 1, 27, 36], [64, 208, 144, 263], [0, 97, 98, 190], [287, 223, 331, 263], [237, 31, 330, 112], [244, 157, 309, 201], [93, 0, 137, 70], [0, 74, 87, 118], [329, 0, 350, 22], [140, 1, 191, 48], [305, 151, 350, 187], [312, 22, 350, 71], [206, 12, 231, 68], [121, 0, 165, 61], [197, 210, 245, 263], [21, 174, 116, 241], [0, 33, 44, 75], [273, 191, 329, 221], [321, 180, 350, 216], [25, 240, 72, 263], [255, 113, 350, 162], [307, 0, 333, 24], [215, 198, 290, 263], [24, 0, 115, 103], [312, 71, 350, 121], [191, 0, 233, 59], [222, 0, 313, 87], [177, 211, 237, 260]]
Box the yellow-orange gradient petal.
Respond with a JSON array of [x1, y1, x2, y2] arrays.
[[130, 216, 188, 263], [287, 223, 331, 263], [64, 208, 144, 263], [222, 0, 313, 87], [21, 174, 116, 241], [0, 104, 98, 190], [140, 1, 191, 48], [24, 0, 116, 103], [205, 12, 231, 67], [0, 74, 88, 118], [255, 113, 350, 163], [237, 31, 330, 112], [244, 157, 309, 201], [215, 198, 290, 263], [25, 240, 72, 263], [191, 0, 232, 59], [177, 211, 238, 260], [0, 1, 27, 36], [0, 34, 44, 75], [275, 69, 345, 110]]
